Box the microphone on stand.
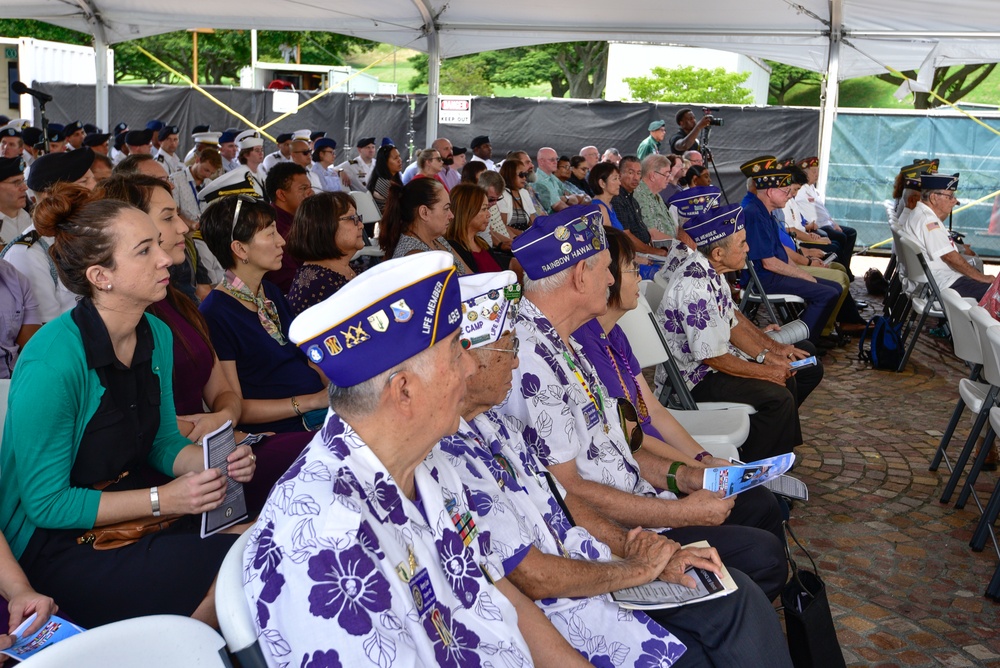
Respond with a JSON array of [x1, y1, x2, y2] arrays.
[[11, 81, 53, 103]]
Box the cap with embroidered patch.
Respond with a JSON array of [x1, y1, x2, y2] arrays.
[[739, 155, 776, 178], [198, 166, 264, 204], [457, 271, 521, 350], [685, 203, 745, 247], [290, 252, 463, 387], [667, 186, 723, 219], [511, 203, 607, 280]]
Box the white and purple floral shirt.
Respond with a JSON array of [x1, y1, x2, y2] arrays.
[[439, 411, 687, 667], [498, 297, 675, 503], [654, 250, 741, 390], [243, 412, 532, 668]]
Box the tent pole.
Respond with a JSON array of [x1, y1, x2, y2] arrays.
[[817, 0, 842, 197], [93, 31, 110, 132], [426, 31, 440, 146]]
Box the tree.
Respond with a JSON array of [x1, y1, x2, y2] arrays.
[[408, 41, 609, 99], [876, 64, 998, 109], [624, 66, 753, 104], [766, 60, 822, 105], [0, 20, 90, 46]]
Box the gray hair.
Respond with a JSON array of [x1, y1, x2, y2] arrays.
[[641, 153, 670, 178], [523, 253, 602, 295], [327, 346, 435, 418], [478, 170, 504, 193]]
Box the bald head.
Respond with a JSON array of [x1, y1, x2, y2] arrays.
[[537, 147, 558, 175]]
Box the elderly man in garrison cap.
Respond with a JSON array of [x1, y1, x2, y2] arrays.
[[1, 150, 97, 322], [495, 205, 787, 601], [655, 203, 822, 465], [902, 172, 994, 300], [741, 163, 841, 343], [439, 270, 792, 667], [243, 252, 595, 668]]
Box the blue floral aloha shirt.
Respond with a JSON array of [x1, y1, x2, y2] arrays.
[[438, 411, 687, 667], [242, 411, 532, 668]]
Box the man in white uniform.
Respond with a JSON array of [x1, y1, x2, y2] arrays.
[[154, 125, 183, 174], [901, 172, 993, 300], [0, 157, 31, 244], [337, 136, 376, 191]]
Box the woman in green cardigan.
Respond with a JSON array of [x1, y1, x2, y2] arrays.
[[0, 183, 256, 628]]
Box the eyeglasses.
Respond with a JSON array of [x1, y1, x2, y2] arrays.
[[478, 338, 520, 356], [654, 170, 670, 179], [934, 192, 957, 201], [487, 196, 502, 204], [0, 178, 25, 188], [621, 263, 640, 275], [339, 213, 364, 225]]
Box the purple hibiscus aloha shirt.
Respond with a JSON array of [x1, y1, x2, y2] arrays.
[[438, 412, 687, 666], [653, 249, 742, 391], [243, 411, 532, 668]]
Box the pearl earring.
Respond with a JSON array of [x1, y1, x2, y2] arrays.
[[105, 284, 113, 291]]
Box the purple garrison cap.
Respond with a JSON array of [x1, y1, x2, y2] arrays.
[[667, 185, 722, 218], [684, 203, 745, 248], [920, 172, 959, 191], [290, 252, 463, 387], [511, 203, 607, 280]]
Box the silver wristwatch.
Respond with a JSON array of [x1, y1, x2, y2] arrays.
[[755, 349, 769, 364]]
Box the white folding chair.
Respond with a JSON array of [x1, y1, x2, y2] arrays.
[[0, 378, 9, 452], [929, 288, 985, 473], [940, 306, 1000, 505], [216, 531, 268, 667], [19, 615, 231, 667], [895, 234, 946, 372], [616, 283, 751, 459], [348, 190, 385, 262]]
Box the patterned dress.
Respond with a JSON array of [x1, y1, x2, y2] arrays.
[[438, 413, 686, 666], [287, 264, 351, 317], [243, 413, 533, 668]]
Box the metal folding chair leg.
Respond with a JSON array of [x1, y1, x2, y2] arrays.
[[956, 427, 996, 509], [898, 308, 931, 372], [987, 560, 1000, 600], [930, 397, 971, 472], [970, 476, 1000, 551], [941, 386, 997, 504]]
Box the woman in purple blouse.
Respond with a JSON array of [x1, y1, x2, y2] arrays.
[[572, 227, 731, 469]]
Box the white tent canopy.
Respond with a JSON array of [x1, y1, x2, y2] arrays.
[[3, 0, 1000, 189]]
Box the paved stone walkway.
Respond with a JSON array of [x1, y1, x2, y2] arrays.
[[783, 261, 1000, 667]]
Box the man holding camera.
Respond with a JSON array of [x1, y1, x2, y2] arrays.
[[670, 108, 718, 159]]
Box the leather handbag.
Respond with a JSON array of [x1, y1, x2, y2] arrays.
[[76, 515, 181, 550], [780, 521, 847, 668]]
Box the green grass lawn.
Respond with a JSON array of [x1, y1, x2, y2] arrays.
[[782, 65, 1000, 110]]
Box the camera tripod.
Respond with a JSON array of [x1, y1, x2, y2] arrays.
[[699, 124, 729, 205]]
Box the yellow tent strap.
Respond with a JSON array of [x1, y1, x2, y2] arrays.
[[135, 45, 273, 141], [884, 64, 1000, 138]]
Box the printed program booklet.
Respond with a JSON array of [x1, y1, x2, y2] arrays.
[[702, 453, 795, 498], [0, 613, 84, 661], [730, 457, 809, 501], [201, 420, 249, 538], [611, 541, 738, 610]]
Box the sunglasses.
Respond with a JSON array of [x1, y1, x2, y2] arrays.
[[293, 150, 311, 156], [229, 194, 258, 246], [517, 171, 530, 179], [616, 398, 644, 453]]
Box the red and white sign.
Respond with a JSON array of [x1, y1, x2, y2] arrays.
[[439, 95, 472, 125]]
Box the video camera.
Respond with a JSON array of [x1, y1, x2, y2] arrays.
[[702, 107, 724, 127]]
